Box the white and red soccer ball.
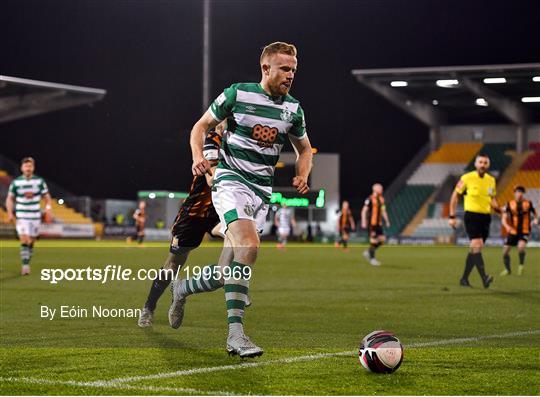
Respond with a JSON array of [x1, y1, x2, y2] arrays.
[[358, 330, 403, 374]]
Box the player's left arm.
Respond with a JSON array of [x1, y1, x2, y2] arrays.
[[531, 203, 538, 225], [382, 205, 391, 227], [489, 179, 501, 214], [42, 180, 53, 216], [349, 213, 356, 230], [290, 135, 312, 195], [291, 213, 297, 229], [491, 198, 502, 214]]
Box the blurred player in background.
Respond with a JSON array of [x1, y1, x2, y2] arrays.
[[449, 154, 500, 288], [275, 203, 296, 249], [177, 41, 312, 357], [335, 200, 355, 250], [5, 157, 52, 275], [138, 126, 225, 327], [361, 183, 390, 266], [500, 186, 537, 276], [128, 201, 146, 245]]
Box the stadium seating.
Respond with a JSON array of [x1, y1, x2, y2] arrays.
[[45, 200, 93, 224], [465, 143, 514, 177], [390, 143, 482, 236], [0, 169, 92, 225], [409, 142, 514, 239], [387, 185, 435, 235], [498, 143, 540, 207]]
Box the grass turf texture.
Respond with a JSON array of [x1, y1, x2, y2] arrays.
[[1, 240, 539, 395]]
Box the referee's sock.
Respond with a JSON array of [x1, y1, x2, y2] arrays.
[[462, 253, 475, 281], [473, 252, 488, 280]]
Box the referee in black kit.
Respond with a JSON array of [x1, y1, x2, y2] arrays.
[[448, 154, 502, 288]]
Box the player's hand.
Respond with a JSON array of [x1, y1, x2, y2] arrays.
[[361, 221, 367, 229], [292, 176, 309, 195], [7, 212, 15, 223], [192, 157, 213, 177], [448, 218, 457, 229], [504, 224, 512, 233], [532, 218, 539, 226]]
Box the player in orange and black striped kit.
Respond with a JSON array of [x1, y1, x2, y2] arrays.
[[132, 201, 146, 244], [335, 200, 355, 249], [500, 186, 538, 276], [138, 127, 225, 327], [361, 183, 390, 266]]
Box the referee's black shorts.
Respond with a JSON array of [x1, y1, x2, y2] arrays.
[[464, 211, 491, 242]]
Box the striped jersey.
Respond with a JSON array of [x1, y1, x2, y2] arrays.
[[8, 175, 49, 220], [338, 208, 354, 230], [364, 194, 386, 227], [504, 199, 536, 235], [209, 82, 307, 203]]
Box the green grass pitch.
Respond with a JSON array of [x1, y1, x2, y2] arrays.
[[1, 240, 539, 395]]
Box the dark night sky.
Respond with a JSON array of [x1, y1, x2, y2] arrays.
[[2, 0, 539, 206]]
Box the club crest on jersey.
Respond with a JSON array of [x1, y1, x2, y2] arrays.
[[244, 204, 255, 217], [280, 108, 293, 123]]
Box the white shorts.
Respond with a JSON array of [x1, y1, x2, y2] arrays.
[[278, 226, 291, 237], [16, 219, 41, 237], [212, 179, 269, 235]]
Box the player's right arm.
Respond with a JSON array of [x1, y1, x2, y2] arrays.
[[501, 204, 514, 233], [361, 204, 368, 229], [5, 192, 15, 223], [448, 190, 460, 229], [192, 86, 236, 177], [190, 111, 219, 177], [449, 176, 466, 229]]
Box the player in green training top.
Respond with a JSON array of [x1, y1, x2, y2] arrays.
[[5, 157, 53, 275], [169, 42, 313, 357]]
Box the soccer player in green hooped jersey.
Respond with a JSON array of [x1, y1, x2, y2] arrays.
[[169, 41, 313, 357], [5, 157, 53, 275]]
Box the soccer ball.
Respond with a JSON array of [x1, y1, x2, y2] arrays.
[[358, 330, 403, 373]]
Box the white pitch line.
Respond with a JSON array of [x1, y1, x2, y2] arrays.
[[100, 329, 540, 384], [0, 376, 236, 396]]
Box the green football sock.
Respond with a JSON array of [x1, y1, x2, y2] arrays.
[[178, 265, 223, 298], [20, 244, 30, 266], [224, 261, 250, 335]]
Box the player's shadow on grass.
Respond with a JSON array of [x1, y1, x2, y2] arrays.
[[0, 273, 27, 282], [141, 327, 236, 368], [141, 327, 191, 350]]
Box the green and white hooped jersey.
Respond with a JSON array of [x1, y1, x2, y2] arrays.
[[8, 175, 49, 220], [209, 82, 307, 203]]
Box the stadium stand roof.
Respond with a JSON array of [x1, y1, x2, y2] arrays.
[[0, 75, 106, 123], [351, 63, 540, 126]]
